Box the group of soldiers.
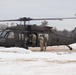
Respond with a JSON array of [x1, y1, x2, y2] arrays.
[[27, 33, 48, 51], [32, 34, 48, 51]]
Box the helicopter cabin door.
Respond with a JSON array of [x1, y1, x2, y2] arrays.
[[14, 32, 25, 47], [26, 33, 38, 47], [6, 31, 15, 47]]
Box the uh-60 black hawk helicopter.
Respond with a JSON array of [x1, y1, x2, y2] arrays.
[[0, 17, 76, 50]]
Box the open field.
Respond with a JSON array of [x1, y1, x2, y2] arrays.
[[0, 46, 76, 75]]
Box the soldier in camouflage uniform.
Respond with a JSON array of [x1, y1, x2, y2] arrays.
[[43, 35, 48, 51], [39, 35, 44, 51], [32, 34, 36, 46]]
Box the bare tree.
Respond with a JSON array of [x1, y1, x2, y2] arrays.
[[0, 23, 8, 30], [40, 20, 48, 26], [62, 29, 69, 36], [52, 27, 57, 32]]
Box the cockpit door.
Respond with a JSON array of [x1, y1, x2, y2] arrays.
[[6, 32, 15, 46]]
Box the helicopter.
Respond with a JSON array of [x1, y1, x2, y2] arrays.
[[0, 17, 76, 50]]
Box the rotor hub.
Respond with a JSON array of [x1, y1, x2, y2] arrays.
[[19, 17, 33, 21]]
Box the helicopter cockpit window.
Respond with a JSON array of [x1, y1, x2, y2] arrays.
[[1, 31, 8, 37], [0, 31, 2, 35], [8, 32, 14, 38]]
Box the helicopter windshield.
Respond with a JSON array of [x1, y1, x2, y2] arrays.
[[1, 31, 8, 38], [0, 31, 2, 35]]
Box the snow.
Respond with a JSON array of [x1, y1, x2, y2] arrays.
[[0, 47, 32, 54], [0, 43, 76, 75], [69, 43, 76, 49]]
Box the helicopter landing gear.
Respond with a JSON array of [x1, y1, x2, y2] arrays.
[[66, 45, 73, 50], [24, 45, 28, 49], [23, 43, 28, 49]]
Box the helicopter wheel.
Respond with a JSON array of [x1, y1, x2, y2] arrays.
[[25, 47, 28, 49], [23, 44, 28, 49], [66, 45, 73, 50]]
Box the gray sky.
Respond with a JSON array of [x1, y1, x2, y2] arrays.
[[0, 0, 76, 30]]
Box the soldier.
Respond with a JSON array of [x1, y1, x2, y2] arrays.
[[43, 35, 48, 50], [39, 35, 44, 51], [28, 34, 32, 45], [32, 34, 36, 46]]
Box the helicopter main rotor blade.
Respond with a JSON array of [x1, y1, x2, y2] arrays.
[[0, 17, 33, 22], [32, 18, 62, 20], [0, 19, 19, 22], [33, 17, 76, 20], [0, 17, 76, 22]]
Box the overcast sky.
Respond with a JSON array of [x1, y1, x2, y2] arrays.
[[0, 0, 76, 30]]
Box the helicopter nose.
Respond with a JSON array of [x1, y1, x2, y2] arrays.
[[0, 38, 6, 42]]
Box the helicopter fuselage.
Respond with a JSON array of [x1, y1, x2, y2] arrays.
[[0, 25, 75, 51]]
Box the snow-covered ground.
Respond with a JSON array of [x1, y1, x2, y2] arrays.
[[0, 43, 76, 75], [69, 43, 76, 49]]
